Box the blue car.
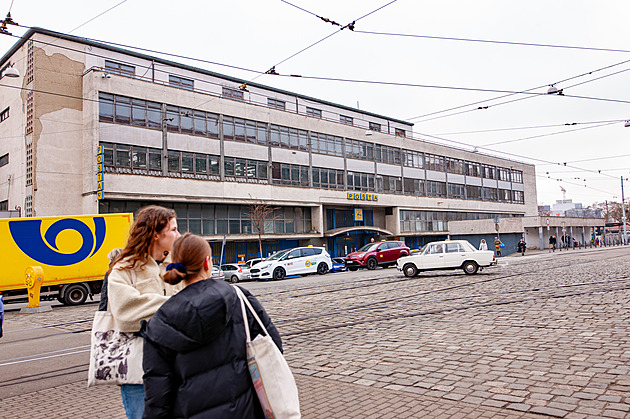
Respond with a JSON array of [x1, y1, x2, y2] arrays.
[[331, 258, 346, 272]]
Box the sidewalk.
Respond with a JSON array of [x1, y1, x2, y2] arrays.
[[1, 374, 544, 418]]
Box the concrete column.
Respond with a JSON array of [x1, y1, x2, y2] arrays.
[[539, 226, 543, 250], [581, 226, 585, 247], [570, 226, 574, 249]]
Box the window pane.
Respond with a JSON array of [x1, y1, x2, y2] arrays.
[[147, 102, 161, 129], [223, 117, 234, 140], [99, 93, 114, 122], [181, 109, 193, 133], [181, 153, 194, 172], [115, 96, 130, 124], [195, 156, 207, 174], [207, 114, 219, 138], [116, 145, 130, 167], [131, 99, 146, 126], [149, 150, 161, 170], [193, 111, 206, 136], [168, 151, 180, 172], [132, 147, 147, 169], [224, 158, 235, 176], [166, 106, 179, 132]]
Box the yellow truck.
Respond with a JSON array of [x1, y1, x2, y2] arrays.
[[0, 213, 132, 306]]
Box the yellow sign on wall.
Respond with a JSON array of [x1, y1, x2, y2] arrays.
[[96, 146, 104, 200], [347, 193, 378, 201], [354, 208, 363, 221]]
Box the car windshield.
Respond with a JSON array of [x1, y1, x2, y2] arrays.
[[266, 249, 291, 261], [357, 243, 379, 252]]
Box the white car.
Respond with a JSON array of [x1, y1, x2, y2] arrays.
[[397, 240, 496, 276], [250, 246, 332, 281]]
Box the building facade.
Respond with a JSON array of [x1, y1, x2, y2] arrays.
[[0, 28, 538, 261]]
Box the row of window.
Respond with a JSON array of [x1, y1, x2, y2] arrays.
[[106, 59, 397, 132], [99, 92, 523, 181], [98, 199, 312, 236], [400, 210, 523, 233], [101, 142, 525, 202]]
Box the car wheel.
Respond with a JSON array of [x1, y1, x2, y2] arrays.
[[229, 275, 239, 283], [463, 261, 479, 275], [317, 262, 328, 275], [366, 258, 378, 270], [402, 263, 418, 277], [348, 267, 358, 271], [62, 283, 89, 306], [273, 267, 286, 280]]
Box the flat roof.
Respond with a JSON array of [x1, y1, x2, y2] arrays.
[[1, 27, 414, 127]]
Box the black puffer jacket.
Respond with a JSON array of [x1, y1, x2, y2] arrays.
[[142, 279, 282, 419]]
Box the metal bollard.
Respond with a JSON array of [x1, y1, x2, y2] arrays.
[[21, 266, 52, 313]]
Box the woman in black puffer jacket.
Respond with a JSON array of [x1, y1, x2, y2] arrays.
[[142, 233, 282, 419]]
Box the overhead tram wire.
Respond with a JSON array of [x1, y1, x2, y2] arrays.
[[353, 30, 630, 54], [479, 121, 619, 147], [435, 119, 628, 135], [6, 27, 630, 120], [413, 130, 621, 180], [254, 0, 400, 80], [66, 0, 128, 34], [406, 58, 630, 122]]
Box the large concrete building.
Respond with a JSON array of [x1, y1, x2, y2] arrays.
[[0, 28, 539, 261]]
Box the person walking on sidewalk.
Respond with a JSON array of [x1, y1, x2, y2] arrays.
[[549, 235, 557, 252], [106, 206, 182, 419], [494, 237, 503, 257], [142, 233, 282, 419], [479, 239, 488, 251], [517, 239, 527, 256]]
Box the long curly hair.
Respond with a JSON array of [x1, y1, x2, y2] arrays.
[[108, 205, 176, 273]]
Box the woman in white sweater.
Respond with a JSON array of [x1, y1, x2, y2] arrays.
[[106, 205, 182, 419]]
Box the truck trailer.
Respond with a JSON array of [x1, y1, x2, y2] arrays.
[[0, 213, 132, 305]]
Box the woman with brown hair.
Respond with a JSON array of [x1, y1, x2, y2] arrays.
[[142, 233, 282, 418], [107, 205, 182, 419]]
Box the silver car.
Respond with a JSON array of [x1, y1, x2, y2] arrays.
[[221, 263, 250, 283]]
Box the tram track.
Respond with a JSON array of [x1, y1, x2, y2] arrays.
[[0, 247, 628, 393]]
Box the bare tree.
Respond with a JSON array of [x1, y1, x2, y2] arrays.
[[247, 202, 280, 259]]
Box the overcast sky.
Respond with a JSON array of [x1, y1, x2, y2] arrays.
[[1, 0, 629, 207]]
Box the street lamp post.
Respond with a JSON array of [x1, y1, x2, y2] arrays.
[[622, 176, 628, 246]]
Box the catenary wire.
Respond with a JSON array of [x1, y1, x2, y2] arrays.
[[434, 119, 627, 135], [354, 30, 630, 54]]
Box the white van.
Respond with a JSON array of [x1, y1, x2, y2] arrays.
[[250, 246, 332, 280]]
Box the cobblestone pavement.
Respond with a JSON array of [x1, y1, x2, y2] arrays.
[[1, 246, 629, 418]]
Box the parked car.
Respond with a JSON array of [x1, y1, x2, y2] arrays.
[[221, 263, 250, 283], [244, 258, 264, 269], [396, 240, 496, 276], [331, 257, 346, 272], [210, 266, 225, 280], [344, 241, 410, 270], [250, 246, 332, 281]]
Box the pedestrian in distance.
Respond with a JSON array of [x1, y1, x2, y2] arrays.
[[494, 237, 503, 257], [106, 205, 182, 419], [479, 239, 488, 251], [142, 233, 283, 419], [549, 235, 557, 252], [517, 239, 526, 256]]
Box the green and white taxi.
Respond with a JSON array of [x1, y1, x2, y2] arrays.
[[249, 246, 332, 281]]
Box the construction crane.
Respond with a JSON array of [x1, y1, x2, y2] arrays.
[[560, 186, 567, 201]]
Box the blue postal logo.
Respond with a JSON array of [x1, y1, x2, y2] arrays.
[[9, 217, 106, 266]]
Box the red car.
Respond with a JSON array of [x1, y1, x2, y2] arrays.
[[344, 241, 410, 270]]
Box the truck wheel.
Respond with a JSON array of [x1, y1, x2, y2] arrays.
[[62, 283, 89, 305], [463, 261, 479, 275], [317, 262, 328, 275], [273, 267, 286, 280], [403, 263, 418, 277], [229, 275, 239, 283], [366, 258, 378, 270]]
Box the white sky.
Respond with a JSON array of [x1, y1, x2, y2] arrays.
[[1, 0, 629, 207]]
